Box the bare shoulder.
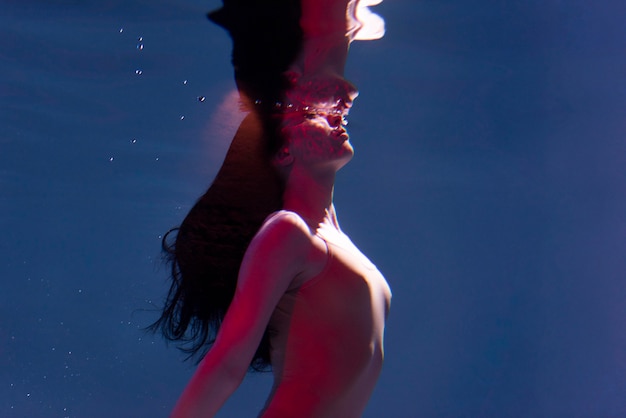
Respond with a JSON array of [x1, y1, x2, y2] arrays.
[[250, 210, 314, 265], [239, 211, 316, 288], [258, 210, 312, 238]]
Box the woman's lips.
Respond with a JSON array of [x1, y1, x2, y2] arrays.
[[333, 127, 349, 141]]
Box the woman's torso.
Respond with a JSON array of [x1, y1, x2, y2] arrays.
[[260, 212, 391, 417]]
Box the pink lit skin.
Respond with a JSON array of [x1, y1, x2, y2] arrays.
[[279, 71, 359, 173], [278, 108, 354, 172], [170, 1, 389, 417]]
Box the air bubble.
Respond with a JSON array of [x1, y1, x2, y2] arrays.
[[130, 138, 137, 144], [136, 43, 144, 50], [135, 69, 143, 75], [198, 96, 206, 102], [119, 28, 124, 33], [109, 157, 114, 162], [137, 36, 143, 42], [183, 80, 188, 85], [179, 116, 185, 120]]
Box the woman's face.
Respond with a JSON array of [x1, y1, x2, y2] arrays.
[[280, 108, 354, 169], [277, 74, 358, 170]]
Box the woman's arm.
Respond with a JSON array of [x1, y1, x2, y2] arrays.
[[170, 212, 313, 418]]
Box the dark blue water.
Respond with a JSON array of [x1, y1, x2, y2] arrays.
[[2, 1, 626, 417]]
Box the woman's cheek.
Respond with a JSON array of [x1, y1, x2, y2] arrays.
[[305, 127, 332, 158], [288, 124, 325, 159]]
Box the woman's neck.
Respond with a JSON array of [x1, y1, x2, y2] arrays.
[[281, 168, 339, 229]]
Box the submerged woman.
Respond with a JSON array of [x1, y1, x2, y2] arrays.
[[152, 0, 390, 416]]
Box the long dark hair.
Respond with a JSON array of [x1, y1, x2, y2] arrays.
[[151, 111, 284, 370], [150, 1, 302, 371]]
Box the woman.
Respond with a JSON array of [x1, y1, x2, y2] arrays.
[[152, 1, 390, 416]]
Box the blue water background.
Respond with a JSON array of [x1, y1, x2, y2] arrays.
[[2, 1, 626, 417]]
